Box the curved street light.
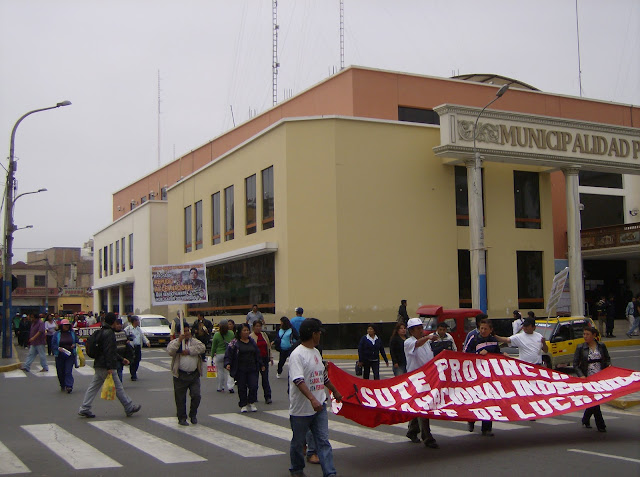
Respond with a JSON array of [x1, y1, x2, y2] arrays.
[[2, 102, 71, 358]]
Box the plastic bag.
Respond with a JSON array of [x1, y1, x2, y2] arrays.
[[100, 374, 116, 400], [207, 357, 217, 378], [76, 344, 86, 368]]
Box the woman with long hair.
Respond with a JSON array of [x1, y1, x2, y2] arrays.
[[224, 323, 264, 413], [573, 326, 611, 432], [357, 324, 389, 380], [211, 319, 236, 393], [51, 319, 78, 393], [250, 319, 273, 404], [389, 322, 407, 376], [275, 316, 298, 378]]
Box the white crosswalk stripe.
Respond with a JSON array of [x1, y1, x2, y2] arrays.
[[151, 417, 284, 457], [0, 441, 30, 475], [210, 413, 353, 449], [89, 420, 206, 464], [3, 369, 26, 378], [138, 361, 169, 372], [22, 423, 121, 470], [74, 366, 95, 376]]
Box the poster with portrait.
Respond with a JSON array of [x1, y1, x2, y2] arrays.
[[151, 264, 208, 305]]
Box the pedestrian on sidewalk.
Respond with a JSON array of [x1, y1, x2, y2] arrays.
[[288, 318, 342, 477], [397, 299, 409, 325], [19, 314, 30, 348], [605, 295, 616, 338], [627, 295, 640, 338], [357, 324, 389, 380], [250, 319, 273, 404], [211, 319, 235, 393], [225, 323, 263, 413], [290, 307, 305, 333], [78, 313, 141, 419], [124, 316, 150, 381], [574, 326, 610, 432], [44, 315, 57, 356], [246, 304, 264, 331], [275, 316, 298, 378], [168, 322, 205, 426], [22, 314, 49, 373], [52, 319, 78, 393]]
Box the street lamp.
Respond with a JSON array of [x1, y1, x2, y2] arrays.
[[2, 101, 70, 359], [14, 225, 34, 232], [468, 84, 509, 313]]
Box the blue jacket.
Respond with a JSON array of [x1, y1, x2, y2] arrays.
[[51, 330, 78, 358], [358, 335, 389, 364], [464, 334, 501, 355]]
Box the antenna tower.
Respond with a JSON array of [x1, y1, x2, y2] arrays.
[[157, 70, 162, 167], [272, 0, 280, 106], [340, 0, 345, 70], [575, 0, 583, 97]]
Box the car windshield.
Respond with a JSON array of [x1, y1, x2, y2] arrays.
[[534, 322, 556, 340], [140, 318, 170, 327]]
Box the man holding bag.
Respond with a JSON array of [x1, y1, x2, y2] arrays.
[[78, 313, 142, 418]]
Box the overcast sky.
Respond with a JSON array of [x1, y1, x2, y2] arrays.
[[1, 0, 638, 262]]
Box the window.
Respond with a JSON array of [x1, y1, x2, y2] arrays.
[[115, 240, 120, 273], [225, 186, 234, 241], [16, 275, 26, 288], [262, 166, 274, 230], [130, 201, 135, 211], [398, 106, 440, 125], [455, 166, 484, 227], [514, 171, 541, 229], [195, 200, 203, 250], [129, 234, 134, 269], [184, 205, 193, 252], [103, 247, 108, 276], [245, 174, 257, 235], [580, 194, 624, 229], [457, 250, 471, 308], [579, 171, 622, 189], [140, 196, 147, 204], [121, 238, 125, 271], [553, 323, 572, 342], [517, 251, 544, 309], [109, 244, 113, 275], [34, 275, 46, 287], [161, 186, 168, 200], [99, 249, 103, 278], [571, 321, 588, 340], [211, 192, 221, 245]]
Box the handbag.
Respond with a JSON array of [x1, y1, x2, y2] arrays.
[[100, 374, 116, 400], [355, 361, 363, 376], [206, 357, 218, 378], [75, 344, 86, 368]]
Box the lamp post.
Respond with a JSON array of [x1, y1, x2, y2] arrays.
[[468, 85, 509, 313], [2, 101, 70, 359]]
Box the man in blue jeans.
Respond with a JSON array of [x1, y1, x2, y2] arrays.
[[288, 318, 342, 477]]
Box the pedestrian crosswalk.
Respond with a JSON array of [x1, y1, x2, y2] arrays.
[[0, 407, 628, 474], [2, 359, 173, 378]]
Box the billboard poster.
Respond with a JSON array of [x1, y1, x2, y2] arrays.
[[151, 264, 208, 305]]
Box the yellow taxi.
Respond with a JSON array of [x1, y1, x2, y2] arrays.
[[535, 316, 595, 369]]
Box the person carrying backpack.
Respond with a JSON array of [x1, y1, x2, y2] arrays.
[[274, 316, 298, 378], [78, 313, 141, 418]]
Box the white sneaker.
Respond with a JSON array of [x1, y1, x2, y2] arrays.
[[276, 373, 281, 379], [249, 403, 258, 412], [240, 406, 248, 413]]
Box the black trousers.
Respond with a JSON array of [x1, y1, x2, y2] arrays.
[[258, 356, 272, 400], [130, 345, 142, 378], [235, 368, 258, 407], [606, 317, 615, 335], [407, 418, 435, 442], [363, 360, 380, 380], [173, 370, 201, 420], [583, 405, 606, 430]]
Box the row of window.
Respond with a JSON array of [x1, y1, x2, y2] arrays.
[[457, 249, 544, 309], [98, 234, 134, 278], [455, 167, 541, 229], [185, 166, 274, 252], [130, 187, 168, 211], [13, 275, 46, 288]]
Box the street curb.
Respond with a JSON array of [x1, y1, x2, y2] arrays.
[[607, 398, 640, 409], [601, 338, 640, 348], [324, 354, 359, 360], [0, 344, 22, 373]]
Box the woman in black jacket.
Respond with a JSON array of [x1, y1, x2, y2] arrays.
[[573, 326, 611, 432], [357, 324, 389, 380], [224, 323, 264, 413], [389, 322, 407, 376]]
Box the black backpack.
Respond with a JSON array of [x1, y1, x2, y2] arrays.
[[85, 329, 102, 359]]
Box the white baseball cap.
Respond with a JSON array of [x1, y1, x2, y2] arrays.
[[407, 317, 423, 328]]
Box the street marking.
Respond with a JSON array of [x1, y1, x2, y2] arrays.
[[490, 421, 528, 430], [0, 441, 30, 474], [151, 417, 284, 457], [138, 361, 169, 372], [22, 423, 121, 469], [75, 366, 94, 376], [32, 368, 56, 377], [90, 420, 206, 464], [3, 369, 26, 378], [266, 409, 407, 443], [211, 413, 352, 449], [159, 359, 173, 365], [390, 422, 469, 438], [568, 448, 640, 464], [533, 417, 573, 426], [148, 388, 174, 392]]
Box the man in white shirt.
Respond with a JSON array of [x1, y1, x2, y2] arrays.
[[246, 304, 264, 330], [288, 318, 342, 477], [496, 318, 548, 365], [404, 318, 439, 449]]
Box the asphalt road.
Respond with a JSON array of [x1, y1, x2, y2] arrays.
[[0, 346, 638, 477]]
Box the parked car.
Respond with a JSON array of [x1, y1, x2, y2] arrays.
[[534, 316, 595, 369], [131, 314, 171, 346]]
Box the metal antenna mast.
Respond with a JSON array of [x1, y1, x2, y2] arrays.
[[272, 0, 280, 106], [340, 0, 345, 70], [157, 70, 162, 167], [575, 0, 583, 97]]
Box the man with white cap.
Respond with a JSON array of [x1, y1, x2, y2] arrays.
[[404, 317, 439, 449]]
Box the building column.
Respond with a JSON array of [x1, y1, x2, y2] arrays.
[[93, 289, 101, 314], [466, 158, 487, 312], [564, 167, 584, 317], [107, 288, 113, 313], [119, 285, 125, 315]]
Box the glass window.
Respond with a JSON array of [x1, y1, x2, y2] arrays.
[[195, 200, 203, 250], [16, 275, 26, 288], [121, 238, 125, 271], [161, 186, 168, 200], [34, 275, 46, 287], [443, 318, 457, 333], [140, 196, 147, 204], [109, 244, 113, 275], [184, 205, 193, 253], [552, 323, 572, 343], [571, 320, 589, 340], [398, 106, 440, 125], [129, 234, 134, 269], [130, 201, 135, 211], [99, 248, 103, 278], [115, 241, 120, 273], [458, 249, 471, 308], [245, 174, 257, 235], [225, 186, 235, 241], [514, 171, 541, 229], [580, 194, 624, 229], [103, 247, 108, 276], [262, 166, 274, 230], [517, 251, 544, 309], [579, 171, 622, 189], [211, 192, 221, 245]]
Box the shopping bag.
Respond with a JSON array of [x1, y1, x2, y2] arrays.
[[100, 374, 116, 400], [207, 357, 217, 378], [355, 361, 363, 376], [75, 344, 86, 368]]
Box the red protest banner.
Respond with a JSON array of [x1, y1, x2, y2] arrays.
[[327, 350, 640, 428]]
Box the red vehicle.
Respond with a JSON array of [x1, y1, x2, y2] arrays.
[[415, 305, 483, 352]]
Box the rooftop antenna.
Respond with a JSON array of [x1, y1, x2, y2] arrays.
[[575, 0, 583, 97], [157, 70, 162, 167], [340, 0, 345, 70], [230, 105, 236, 127], [272, 0, 280, 106]]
